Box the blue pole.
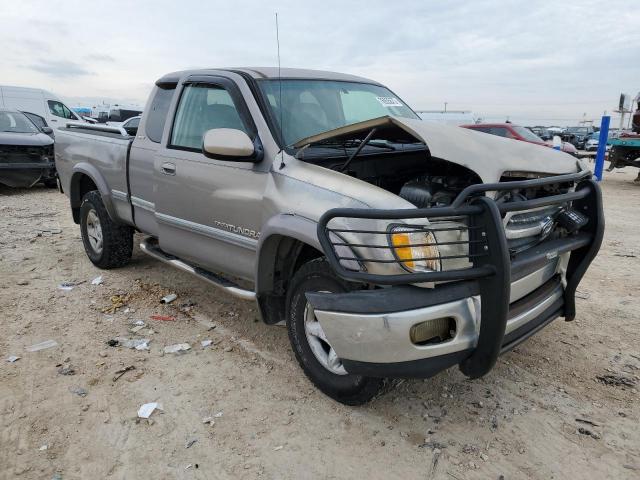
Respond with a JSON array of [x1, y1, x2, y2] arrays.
[[594, 115, 610, 181]]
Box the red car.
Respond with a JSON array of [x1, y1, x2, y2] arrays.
[[461, 123, 578, 156]]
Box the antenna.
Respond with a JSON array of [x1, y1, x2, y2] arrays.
[[276, 12, 285, 169]]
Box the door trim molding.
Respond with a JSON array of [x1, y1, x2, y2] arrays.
[[155, 212, 258, 251], [131, 195, 155, 212]]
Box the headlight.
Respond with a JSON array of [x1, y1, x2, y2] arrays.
[[390, 226, 441, 272]]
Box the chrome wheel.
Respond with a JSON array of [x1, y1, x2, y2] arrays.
[[304, 296, 347, 375], [86, 209, 103, 254]]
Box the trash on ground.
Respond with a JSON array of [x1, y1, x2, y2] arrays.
[[91, 275, 103, 285], [106, 339, 119, 347], [130, 325, 145, 334], [16, 279, 29, 286], [164, 343, 191, 354], [150, 315, 176, 322], [214, 411, 223, 418], [273, 445, 284, 451], [613, 252, 637, 258], [202, 416, 215, 425], [201, 339, 213, 348], [26, 339, 58, 352], [113, 337, 150, 351], [160, 293, 178, 304], [133, 320, 145, 326], [58, 282, 76, 291], [113, 365, 136, 382], [69, 386, 88, 397], [39, 445, 48, 451], [185, 438, 197, 448], [596, 374, 636, 387], [101, 294, 130, 314], [138, 402, 161, 419], [577, 427, 601, 439], [7, 355, 20, 363], [58, 365, 76, 376], [194, 314, 216, 330], [576, 418, 599, 427]]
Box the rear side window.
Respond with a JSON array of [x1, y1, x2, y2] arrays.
[[145, 87, 175, 143], [170, 84, 248, 150]]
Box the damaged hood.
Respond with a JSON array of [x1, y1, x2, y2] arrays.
[[293, 116, 580, 183]]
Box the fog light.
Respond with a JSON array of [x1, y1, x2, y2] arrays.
[[409, 317, 455, 345]]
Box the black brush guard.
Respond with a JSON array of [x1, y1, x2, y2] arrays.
[[317, 171, 604, 378]]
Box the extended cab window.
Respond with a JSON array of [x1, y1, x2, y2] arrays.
[[145, 87, 175, 143], [170, 84, 248, 150], [47, 100, 77, 119]]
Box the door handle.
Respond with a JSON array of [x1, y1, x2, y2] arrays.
[[161, 162, 176, 175]]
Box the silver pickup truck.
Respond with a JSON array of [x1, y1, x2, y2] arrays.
[[55, 68, 604, 405]]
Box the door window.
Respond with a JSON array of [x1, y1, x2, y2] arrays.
[[170, 84, 248, 150], [48, 100, 78, 119]]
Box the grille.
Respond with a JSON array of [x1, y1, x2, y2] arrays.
[[0, 145, 51, 164]]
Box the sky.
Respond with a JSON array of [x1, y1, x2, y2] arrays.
[[1, 0, 638, 127]]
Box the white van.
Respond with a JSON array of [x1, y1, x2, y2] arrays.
[[0, 85, 85, 128]]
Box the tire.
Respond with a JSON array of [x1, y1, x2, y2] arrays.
[[80, 190, 133, 269], [286, 258, 384, 405]]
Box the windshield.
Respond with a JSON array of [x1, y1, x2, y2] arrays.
[[567, 127, 589, 134], [512, 125, 544, 142], [0, 111, 39, 133], [257, 79, 418, 146]]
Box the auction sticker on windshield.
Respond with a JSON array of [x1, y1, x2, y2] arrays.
[[376, 96, 404, 107]]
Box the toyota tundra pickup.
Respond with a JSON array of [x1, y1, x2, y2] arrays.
[[55, 68, 604, 405]]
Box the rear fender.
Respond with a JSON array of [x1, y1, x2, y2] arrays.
[[70, 163, 118, 222]]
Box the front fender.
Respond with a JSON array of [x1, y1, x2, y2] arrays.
[[255, 214, 322, 295]]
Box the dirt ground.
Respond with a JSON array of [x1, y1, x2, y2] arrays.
[[1, 167, 639, 480]]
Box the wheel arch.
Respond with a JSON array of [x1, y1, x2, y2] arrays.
[[255, 215, 325, 324], [69, 164, 116, 224]]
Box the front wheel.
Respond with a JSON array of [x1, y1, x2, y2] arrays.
[[286, 258, 384, 405], [80, 190, 133, 269]]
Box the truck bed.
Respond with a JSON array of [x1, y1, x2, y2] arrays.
[[54, 123, 135, 224]]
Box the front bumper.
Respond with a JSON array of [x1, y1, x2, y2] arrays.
[[0, 160, 56, 187], [311, 173, 604, 379]]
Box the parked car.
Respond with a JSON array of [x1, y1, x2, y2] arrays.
[[461, 123, 578, 155], [563, 126, 594, 150], [0, 108, 56, 188], [55, 68, 603, 405], [0, 85, 86, 129], [107, 115, 141, 136], [106, 107, 142, 123]]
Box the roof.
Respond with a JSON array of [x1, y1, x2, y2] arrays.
[[156, 67, 379, 86]]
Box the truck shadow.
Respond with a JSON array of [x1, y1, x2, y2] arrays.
[[0, 183, 54, 197]]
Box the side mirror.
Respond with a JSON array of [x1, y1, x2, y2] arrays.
[[41, 127, 54, 135], [202, 128, 260, 162]]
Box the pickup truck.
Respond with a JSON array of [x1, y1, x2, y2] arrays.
[[55, 68, 604, 405]]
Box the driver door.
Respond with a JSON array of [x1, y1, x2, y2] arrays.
[[154, 77, 267, 281]]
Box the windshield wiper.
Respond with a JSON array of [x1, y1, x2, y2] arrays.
[[339, 127, 377, 173]]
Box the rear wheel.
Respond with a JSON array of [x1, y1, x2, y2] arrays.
[[80, 191, 133, 269], [286, 258, 384, 405]]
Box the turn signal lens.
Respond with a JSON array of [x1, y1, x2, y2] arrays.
[[390, 227, 441, 272]]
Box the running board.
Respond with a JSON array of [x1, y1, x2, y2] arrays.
[[139, 237, 256, 301]]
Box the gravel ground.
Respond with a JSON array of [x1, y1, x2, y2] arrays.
[[0, 167, 639, 479]]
